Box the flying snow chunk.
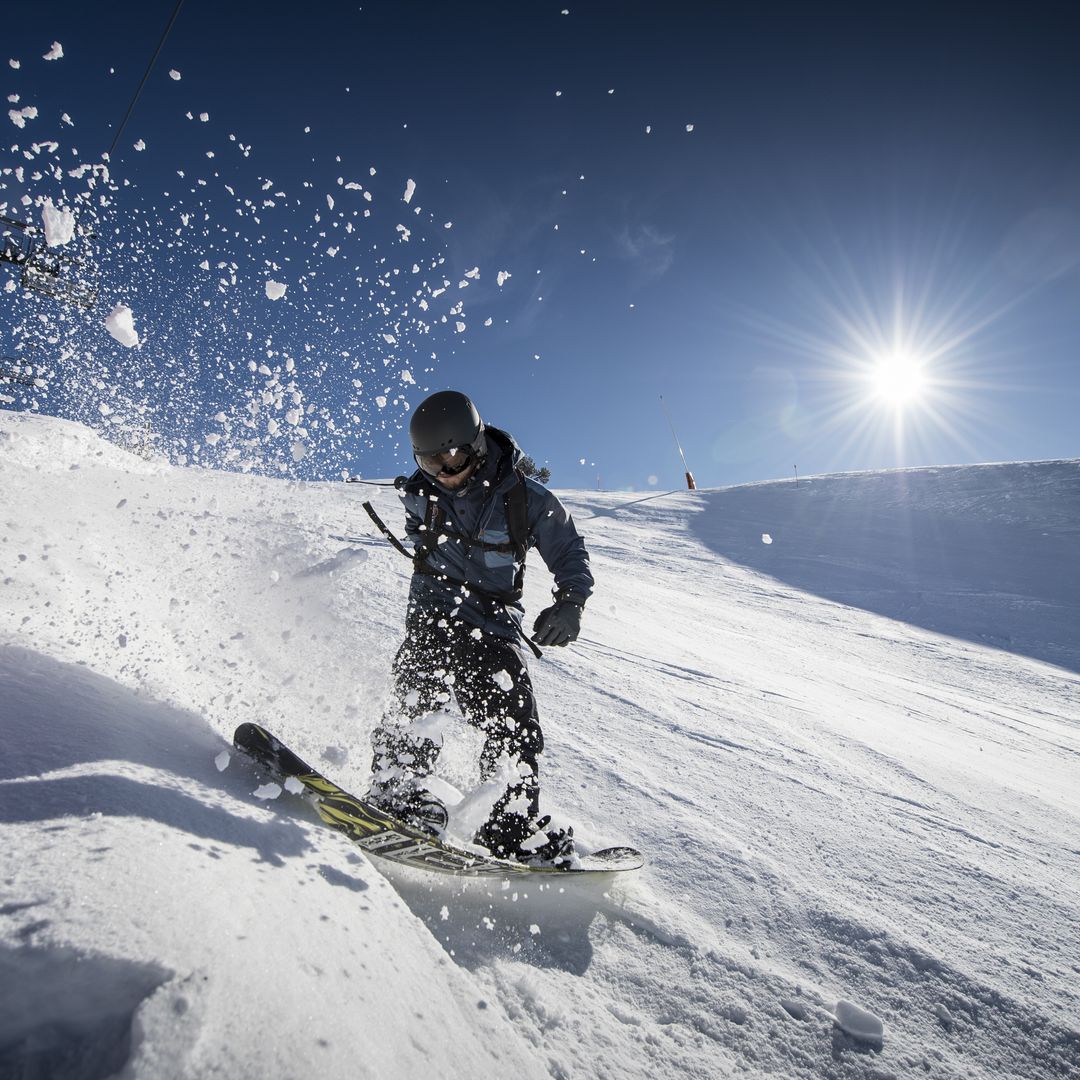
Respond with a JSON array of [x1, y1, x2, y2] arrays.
[[382, 333, 397, 345], [492, 669, 514, 692], [42, 42, 64, 61], [8, 106, 38, 128], [833, 1001, 884, 1043], [290, 441, 309, 462], [253, 782, 282, 800], [214, 751, 230, 772], [265, 280, 287, 300], [284, 776, 305, 794], [168, 69, 181, 80], [403, 178, 416, 203], [762, 533, 773, 545], [686, 123, 695, 132], [41, 200, 74, 246], [133, 138, 146, 151], [104, 304, 139, 348], [497, 270, 512, 287], [8, 60, 20, 70]]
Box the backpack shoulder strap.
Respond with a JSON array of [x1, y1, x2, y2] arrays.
[[503, 469, 530, 562]]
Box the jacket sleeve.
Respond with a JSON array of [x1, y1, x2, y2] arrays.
[[527, 481, 594, 603]]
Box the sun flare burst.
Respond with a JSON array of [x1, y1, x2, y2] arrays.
[[727, 229, 1014, 471], [869, 350, 928, 408]]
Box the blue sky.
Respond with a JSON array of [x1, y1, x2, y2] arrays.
[[3, 2, 1078, 489]]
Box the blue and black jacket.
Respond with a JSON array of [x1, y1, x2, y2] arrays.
[[399, 427, 593, 641]]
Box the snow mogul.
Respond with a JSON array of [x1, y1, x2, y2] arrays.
[[366, 390, 593, 865]]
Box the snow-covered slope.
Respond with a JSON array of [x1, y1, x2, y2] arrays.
[[2, 410, 1078, 1079]]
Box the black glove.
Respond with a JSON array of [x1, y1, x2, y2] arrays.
[[532, 594, 585, 647]]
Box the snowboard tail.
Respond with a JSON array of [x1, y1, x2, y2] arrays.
[[233, 722, 643, 877]]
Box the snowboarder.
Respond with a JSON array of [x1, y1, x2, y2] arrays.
[[367, 390, 593, 864]]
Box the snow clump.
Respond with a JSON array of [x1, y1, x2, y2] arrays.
[[265, 280, 287, 300], [833, 1000, 884, 1043], [42, 42, 64, 61], [104, 304, 140, 348], [8, 106, 37, 128]]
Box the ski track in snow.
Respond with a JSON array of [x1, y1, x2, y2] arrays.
[[2, 412, 1079, 1079]]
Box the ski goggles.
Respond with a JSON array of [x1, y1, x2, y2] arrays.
[[414, 447, 477, 479], [414, 426, 487, 479]]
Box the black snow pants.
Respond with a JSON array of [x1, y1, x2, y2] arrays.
[[370, 604, 544, 851]]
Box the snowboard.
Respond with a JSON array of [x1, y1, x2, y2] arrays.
[[233, 722, 644, 878]]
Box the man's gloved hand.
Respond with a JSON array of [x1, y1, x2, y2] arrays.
[[532, 594, 586, 647]]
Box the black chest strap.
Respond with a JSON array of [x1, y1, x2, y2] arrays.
[[361, 477, 542, 658], [416, 469, 529, 564]]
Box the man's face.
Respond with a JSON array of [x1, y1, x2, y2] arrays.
[[427, 448, 478, 489]]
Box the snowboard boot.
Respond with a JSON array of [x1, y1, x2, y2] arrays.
[[518, 816, 576, 867], [475, 814, 576, 867], [366, 779, 448, 837]]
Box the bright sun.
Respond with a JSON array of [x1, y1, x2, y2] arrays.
[[870, 351, 927, 406]]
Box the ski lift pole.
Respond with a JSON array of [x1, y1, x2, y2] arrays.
[[659, 395, 696, 490]]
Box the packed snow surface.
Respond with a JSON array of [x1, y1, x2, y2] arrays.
[[1, 411, 1079, 1079]]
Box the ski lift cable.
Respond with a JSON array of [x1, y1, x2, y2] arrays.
[[106, 0, 187, 161]]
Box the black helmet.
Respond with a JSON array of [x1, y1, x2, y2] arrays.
[[409, 390, 486, 477]]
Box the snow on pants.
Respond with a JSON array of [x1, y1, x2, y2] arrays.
[[370, 606, 544, 845]]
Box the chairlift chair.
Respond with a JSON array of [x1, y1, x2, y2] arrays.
[[0, 214, 99, 309]]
